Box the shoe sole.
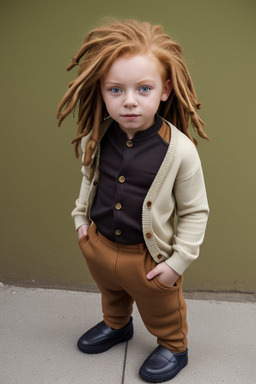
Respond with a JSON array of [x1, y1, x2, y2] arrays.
[[139, 356, 188, 383], [77, 329, 134, 354]]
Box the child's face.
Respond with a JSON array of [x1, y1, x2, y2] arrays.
[[100, 54, 171, 139]]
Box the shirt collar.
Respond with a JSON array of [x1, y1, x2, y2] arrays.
[[113, 115, 163, 143]]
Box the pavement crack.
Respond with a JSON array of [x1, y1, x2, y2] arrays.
[[121, 341, 129, 384]]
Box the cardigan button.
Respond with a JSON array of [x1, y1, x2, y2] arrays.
[[157, 254, 163, 260], [93, 180, 98, 186], [146, 201, 152, 208], [146, 232, 152, 239]]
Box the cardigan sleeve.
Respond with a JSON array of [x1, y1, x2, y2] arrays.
[[165, 147, 209, 275], [71, 138, 92, 230]]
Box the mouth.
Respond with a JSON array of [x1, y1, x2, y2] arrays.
[[121, 114, 140, 120], [122, 114, 139, 117]]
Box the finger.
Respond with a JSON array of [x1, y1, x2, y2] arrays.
[[146, 266, 159, 280], [78, 227, 87, 239]]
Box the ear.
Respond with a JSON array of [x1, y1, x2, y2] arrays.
[[161, 80, 172, 102]]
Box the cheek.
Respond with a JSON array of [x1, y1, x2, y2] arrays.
[[102, 96, 110, 107], [105, 98, 114, 110], [148, 95, 163, 110], [102, 90, 111, 105], [104, 98, 117, 116]]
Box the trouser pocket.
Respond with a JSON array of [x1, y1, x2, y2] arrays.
[[78, 235, 89, 254]]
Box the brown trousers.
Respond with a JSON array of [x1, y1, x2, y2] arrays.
[[78, 223, 188, 353]]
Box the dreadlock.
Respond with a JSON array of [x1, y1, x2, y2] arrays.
[[57, 19, 209, 166]]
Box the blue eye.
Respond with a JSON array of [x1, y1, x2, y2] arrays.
[[140, 86, 150, 93], [111, 87, 121, 93]]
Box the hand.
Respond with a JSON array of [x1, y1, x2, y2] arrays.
[[146, 262, 180, 287], [77, 224, 89, 240]]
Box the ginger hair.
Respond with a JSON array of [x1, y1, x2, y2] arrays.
[[57, 19, 209, 166]]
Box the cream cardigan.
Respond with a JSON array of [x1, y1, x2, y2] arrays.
[[72, 118, 209, 275]]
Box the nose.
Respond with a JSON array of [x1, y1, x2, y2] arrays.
[[124, 90, 138, 108]]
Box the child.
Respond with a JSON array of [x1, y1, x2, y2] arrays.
[[57, 19, 209, 383]]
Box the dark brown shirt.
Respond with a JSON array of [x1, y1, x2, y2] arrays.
[[90, 116, 168, 244]]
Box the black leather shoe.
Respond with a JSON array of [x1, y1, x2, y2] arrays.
[[139, 345, 188, 383], [77, 317, 133, 354]]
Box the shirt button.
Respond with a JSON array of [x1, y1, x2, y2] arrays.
[[115, 203, 122, 210], [118, 175, 126, 183], [115, 229, 122, 236], [146, 232, 152, 239], [126, 140, 133, 148]]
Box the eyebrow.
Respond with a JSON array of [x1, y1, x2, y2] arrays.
[[102, 79, 157, 86]]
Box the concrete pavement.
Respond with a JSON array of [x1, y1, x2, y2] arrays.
[[1, 284, 255, 384]]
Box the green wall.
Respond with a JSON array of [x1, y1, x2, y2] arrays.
[[1, 0, 255, 292]]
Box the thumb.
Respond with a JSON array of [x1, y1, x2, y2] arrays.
[[146, 266, 159, 280]]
